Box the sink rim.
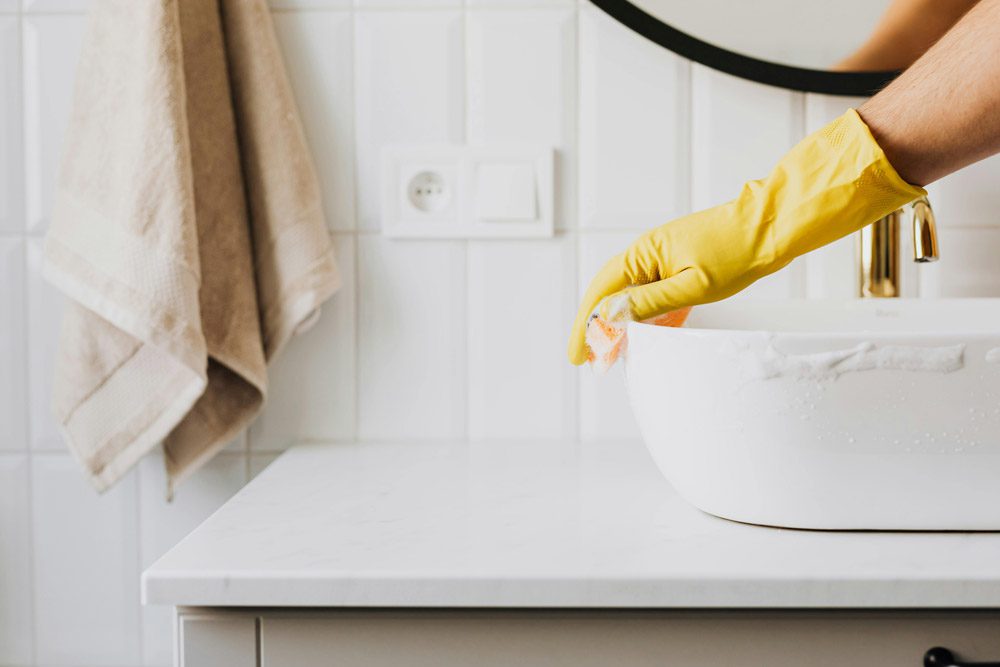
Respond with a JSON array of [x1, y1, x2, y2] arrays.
[[629, 298, 1000, 339]]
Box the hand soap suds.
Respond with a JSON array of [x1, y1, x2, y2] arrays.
[[751, 340, 965, 381]]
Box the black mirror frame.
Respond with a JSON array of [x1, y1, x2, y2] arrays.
[[589, 0, 901, 97]]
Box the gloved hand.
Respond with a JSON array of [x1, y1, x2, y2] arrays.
[[568, 109, 926, 365]]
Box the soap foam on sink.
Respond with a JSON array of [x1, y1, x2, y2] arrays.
[[751, 340, 965, 381]]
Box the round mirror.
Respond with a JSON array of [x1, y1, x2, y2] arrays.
[[589, 0, 901, 96]]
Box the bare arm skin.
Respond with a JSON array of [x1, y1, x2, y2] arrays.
[[858, 0, 1000, 186], [835, 0, 980, 71]]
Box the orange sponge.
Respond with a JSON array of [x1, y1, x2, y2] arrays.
[[585, 296, 690, 372]]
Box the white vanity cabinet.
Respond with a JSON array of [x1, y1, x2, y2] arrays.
[[144, 441, 1000, 667], [177, 609, 1000, 667]]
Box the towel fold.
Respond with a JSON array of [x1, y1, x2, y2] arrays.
[[43, 0, 340, 494]]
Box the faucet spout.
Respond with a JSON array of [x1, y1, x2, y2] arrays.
[[912, 196, 939, 263], [858, 196, 939, 298]]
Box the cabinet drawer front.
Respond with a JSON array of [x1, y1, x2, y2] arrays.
[[259, 611, 1000, 667]]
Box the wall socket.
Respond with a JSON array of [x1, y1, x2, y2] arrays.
[[381, 144, 554, 239]]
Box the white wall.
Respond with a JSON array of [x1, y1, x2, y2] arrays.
[[2, 1, 1000, 666]]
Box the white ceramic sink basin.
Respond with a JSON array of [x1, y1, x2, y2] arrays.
[[626, 299, 1000, 530]]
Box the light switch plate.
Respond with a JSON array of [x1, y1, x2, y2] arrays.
[[381, 144, 554, 239]]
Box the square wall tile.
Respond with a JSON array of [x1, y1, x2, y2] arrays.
[[804, 235, 857, 299], [920, 227, 1000, 297], [577, 232, 641, 440], [0, 456, 32, 666], [23, 14, 88, 233], [250, 452, 280, 479], [467, 9, 576, 229], [250, 236, 356, 451], [23, 0, 91, 10], [139, 452, 247, 666], [33, 455, 141, 666], [468, 0, 571, 5], [0, 239, 26, 451], [691, 64, 803, 209], [356, 0, 459, 6], [27, 238, 66, 451], [354, 11, 464, 229], [358, 237, 466, 439], [269, 0, 349, 8], [467, 236, 576, 439], [732, 260, 806, 300], [0, 18, 21, 232], [579, 8, 689, 230], [804, 93, 867, 132], [803, 95, 879, 299], [927, 154, 1000, 227], [27, 238, 67, 451], [690, 65, 806, 299], [273, 11, 356, 231], [0, 0, 17, 11]]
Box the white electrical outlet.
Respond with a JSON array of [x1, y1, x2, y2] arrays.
[[381, 144, 553, 239], [406, 171, 450, 213]]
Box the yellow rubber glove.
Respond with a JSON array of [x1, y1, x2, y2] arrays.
[[568, 109, 926, 365]]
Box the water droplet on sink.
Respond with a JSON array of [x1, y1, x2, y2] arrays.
[[848, 436, 856, 444]]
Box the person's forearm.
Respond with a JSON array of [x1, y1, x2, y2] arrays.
[[858, 0, 1000, 186], [835, 0, 979, 71]]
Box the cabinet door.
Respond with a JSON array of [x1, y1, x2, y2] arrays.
[[178, 615, 257, 667], [259, 610, 1000, 667]]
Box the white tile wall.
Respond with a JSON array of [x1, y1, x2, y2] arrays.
[[32, 456, 141, 665], [138, 454, 247, 666], [0, 239, 26, 452], [691, 65, 807, 299], [578, 8, 688, 230], [467, 236, 576, 439], [22, 0, 90, 11], [273, 10, 356, 231], [466, 8, 576, 228], [250, 236, 357, 451], [0, 17, 21, 232], [577, 231, 642, 440], [803, 93, 868, 299], [22, 13, 86, 233], [920, 227, 1000, 297], [0, 455, 32, 666], [354, 11, 464, 229], [357, 236, 466, 439], [3, 2, 1000, 665], [929, 155, 1000, 228], [26, 238, 64, 451]]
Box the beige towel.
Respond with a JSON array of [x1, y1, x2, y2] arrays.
[[43, 0, 340, 494]]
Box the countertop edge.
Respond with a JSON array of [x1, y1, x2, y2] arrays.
[[142, 572, 1000, 609]]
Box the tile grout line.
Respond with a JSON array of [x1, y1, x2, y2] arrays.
[[569, 2, 581, 443], [686, 60, 697, 216], [17, 2, 40, 662], [349, 1, 362, 445], [460, 1, 471, 441], [132, 459, 144, 664]]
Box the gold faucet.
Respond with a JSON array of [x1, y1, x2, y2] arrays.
[[858, 196, 939, 298]]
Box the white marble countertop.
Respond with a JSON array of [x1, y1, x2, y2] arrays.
[[142, 439, 1000, 608]]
